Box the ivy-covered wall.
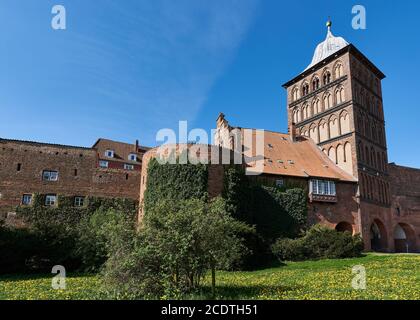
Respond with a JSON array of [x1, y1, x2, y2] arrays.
[[223, 166, 308, 240], [143, 158, 209, 213], [16, 194, 138, 227]]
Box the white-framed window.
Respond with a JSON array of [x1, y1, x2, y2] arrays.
[[99, 160, 109, 168], [310, 179, 336, 196], [128, 153, 137, 161], [124, 164, 134, 171], [45, 194, 57, 206], [276, 179, 284, 188], [105, 150, 114, 158], [22, 194, 32, 205], [74, 196, 85, 207], [42, 170, 59, 181]]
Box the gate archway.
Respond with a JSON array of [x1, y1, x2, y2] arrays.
[[370, 219, 388, 252], [335, 222, 353, 234], [394, 223, 416, 253]]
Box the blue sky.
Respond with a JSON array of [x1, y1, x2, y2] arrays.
[[0, 0, 419, 168]]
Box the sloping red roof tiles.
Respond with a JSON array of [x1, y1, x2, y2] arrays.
[[241, 129, 356, 182]]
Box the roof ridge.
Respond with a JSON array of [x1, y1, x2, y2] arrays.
[[0, 138, 92, 150]]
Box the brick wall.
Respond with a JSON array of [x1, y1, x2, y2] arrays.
[[388, 164, 420, 252], [0, 139, 142, 220]]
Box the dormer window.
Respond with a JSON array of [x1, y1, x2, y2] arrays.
[[105, 150, 114, 158], [128, 153, 137, 161]]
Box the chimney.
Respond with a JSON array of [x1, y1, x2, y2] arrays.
[[289, 122, 298, 141], [135, 139, 139, 152]]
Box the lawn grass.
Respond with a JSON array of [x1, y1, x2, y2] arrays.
[[0, 253, 419, 300]]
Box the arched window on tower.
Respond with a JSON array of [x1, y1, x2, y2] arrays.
[[292, 87, 300, 102], [302, 83, 309, 96], [313, 98, 320, 115], [323, 71, 331, 85], [312, 77, 320, 91], [323, 92, 332, 110], [335, 87, 345, 104], [334, 63, 344, 79]]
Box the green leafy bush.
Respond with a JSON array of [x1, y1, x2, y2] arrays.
[[0, 226, 42, 274], [102, 197, 253, 299], [272, 225, 364, 261], [0, 196, 138, 274], [75, 208, 136, 272]]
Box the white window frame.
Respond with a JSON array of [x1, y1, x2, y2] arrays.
[[74, 196, 85, 207], [105, 150, 114, 158], [43, 170, 59, 181], [310, 179, 336, 196], [99, 160, 109, 168], [22, 194, 32, 205], [276, 179, 284, 188], [45, 194, 57, 206], [124, 163, 134, 171], [128, 153, 137, 161]]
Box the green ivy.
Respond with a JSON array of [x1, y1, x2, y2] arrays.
[[17, 194, 138, 229], [222, 167, 307, 240], [143, 158, 209, 214]]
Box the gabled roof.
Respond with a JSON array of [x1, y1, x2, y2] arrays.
[[0, 137, 92, 150], [92, 138, 150, 163], [238, 129, 356, 182]]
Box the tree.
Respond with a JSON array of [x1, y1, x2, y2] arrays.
[[102, 197, 253, 299]]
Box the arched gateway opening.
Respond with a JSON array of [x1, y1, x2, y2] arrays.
[[335, 222, 353, 234], [370, 219, 388, 252], [394, 223, 416, 253]]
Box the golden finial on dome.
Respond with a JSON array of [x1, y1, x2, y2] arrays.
[[326, 18, 332, 29]]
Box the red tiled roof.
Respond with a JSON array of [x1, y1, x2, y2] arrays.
[[241, 129, 356, 182], [92, 138, 150, 164]]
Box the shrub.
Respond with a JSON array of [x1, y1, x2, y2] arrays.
[[2, 196, 138, 274], [102, 197, 253, 299], [0, 226, 42, 274], [272, 225, 364, 261], [75, 208, 136, 272], [271, 237, 307, 262]]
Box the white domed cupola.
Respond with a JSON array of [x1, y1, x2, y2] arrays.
[[305, 20, 349, 71]]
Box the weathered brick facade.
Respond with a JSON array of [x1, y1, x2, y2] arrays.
[[279, 25, 420, 252], [211, 24, 420, 252], [0, 138, 149, 220]]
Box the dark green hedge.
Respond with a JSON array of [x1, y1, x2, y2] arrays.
[[143, 158, 209, 213], [272, 225, 364, 261], [0, 196, 138, 274], [222, 166, 308, 241]]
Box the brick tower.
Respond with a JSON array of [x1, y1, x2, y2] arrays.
[[282, 20, 392, 251]]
